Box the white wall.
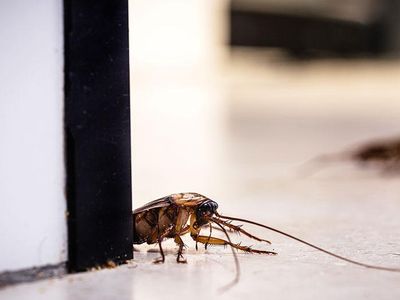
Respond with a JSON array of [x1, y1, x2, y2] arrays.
[[0, 1, 67, 272], [129, 0, 228, 203]]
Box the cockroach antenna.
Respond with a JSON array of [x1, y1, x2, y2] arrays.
[[215, 212, 400, 272], [213, 221, 240, 293]]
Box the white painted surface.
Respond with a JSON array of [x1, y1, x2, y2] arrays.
[[0, 1, 66, 272]]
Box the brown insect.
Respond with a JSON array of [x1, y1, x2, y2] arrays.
[[133, 192, 400, 289], [300, 136, 400, 176], [352, 137, 400, 170]]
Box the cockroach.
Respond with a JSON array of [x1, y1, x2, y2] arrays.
[[133, 192, 400, 289], [299, 136, 400, 176], [352, 137, 400, 171]]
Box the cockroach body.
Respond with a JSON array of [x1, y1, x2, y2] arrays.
[[133, 193, 274, 264], [133, 192, 400, 288]]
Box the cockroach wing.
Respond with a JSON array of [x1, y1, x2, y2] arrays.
[[133, 196, 173, 214], [133, 192, 210, 214], [173, 193, 209, 207]]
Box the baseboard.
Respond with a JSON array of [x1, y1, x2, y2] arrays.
[[0, 262, 66, 289]]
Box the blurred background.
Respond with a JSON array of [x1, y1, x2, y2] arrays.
[[130, 0, 400, 209]]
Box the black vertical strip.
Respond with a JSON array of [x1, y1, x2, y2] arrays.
[[64, 0, 132, 272]]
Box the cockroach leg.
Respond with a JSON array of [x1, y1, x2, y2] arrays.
[[153, 218, 165, 264], [213, 218, 271, 244], [193, 234, 276, 255], [153, 237, 165, 264], [205, 224, 213, 250], [174, 235, 187, 263]]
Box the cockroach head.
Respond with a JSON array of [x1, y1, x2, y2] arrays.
[[196, 199, 218, 226]]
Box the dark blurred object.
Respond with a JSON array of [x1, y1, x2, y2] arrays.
[[230, 0, 400, 57], [352, 137, 400, 170], [300, 136, 400, 177]]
